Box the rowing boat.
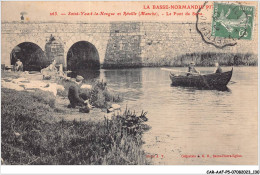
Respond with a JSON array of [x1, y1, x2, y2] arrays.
[[169, 68, 233, 89]]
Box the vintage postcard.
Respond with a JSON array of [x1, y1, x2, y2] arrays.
[[1, 0, 259, 171]]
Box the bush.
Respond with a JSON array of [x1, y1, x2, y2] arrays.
[[87, 80, 122, 108]]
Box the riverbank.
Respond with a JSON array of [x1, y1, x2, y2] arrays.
[[103, 52, 257, 69], [1, 71, 151, 165], [171, 52, 258, 67]]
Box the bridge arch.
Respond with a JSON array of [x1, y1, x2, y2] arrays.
[[66, 41, 100, 71], [10, 42, 47, 71]]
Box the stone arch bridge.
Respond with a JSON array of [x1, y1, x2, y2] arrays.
[[1, 21, 257, 70]]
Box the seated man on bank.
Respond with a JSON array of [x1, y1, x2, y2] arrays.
[[14, 59, 23, 72], [214, 62, 223, 73], [187, 62, 200, 76]]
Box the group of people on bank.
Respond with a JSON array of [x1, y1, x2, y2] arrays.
[[13, 58, 66, 77]]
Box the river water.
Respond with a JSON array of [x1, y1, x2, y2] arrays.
[[86, 66, 258, 165]]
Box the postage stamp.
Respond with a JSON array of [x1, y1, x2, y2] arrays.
[[212, 2, 255, 40]]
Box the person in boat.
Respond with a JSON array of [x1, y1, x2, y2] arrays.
[[14, 59, 23, 72], [187, 62, 200, 76], [214, 62, 223, 73]]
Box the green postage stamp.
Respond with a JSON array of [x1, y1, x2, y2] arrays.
[[212, 2, 255, 40]]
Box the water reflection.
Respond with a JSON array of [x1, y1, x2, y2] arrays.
[[67, 69, 100, 82], [102, 69, 143, 101], [171, 85, 232, 92], [103, 68, 143, 88]]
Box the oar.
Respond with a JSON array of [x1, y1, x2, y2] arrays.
[[161, 68, 189, 74], [161, 68, 201, 75]]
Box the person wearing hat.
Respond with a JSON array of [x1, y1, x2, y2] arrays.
[[75, 75, 84, 85], [187, 62, 200, 76], [214, 62, 223, 73], [14, 59, 23, 72]]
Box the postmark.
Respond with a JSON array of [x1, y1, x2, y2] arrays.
[[212, 2, 254, 40], [196, 1, 255, 49]]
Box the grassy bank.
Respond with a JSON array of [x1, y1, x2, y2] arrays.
[[1, 88, 150, 165], [103, 52, 257, 68], [175, 52, 257, 67], [143, 52, 258, 67]]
